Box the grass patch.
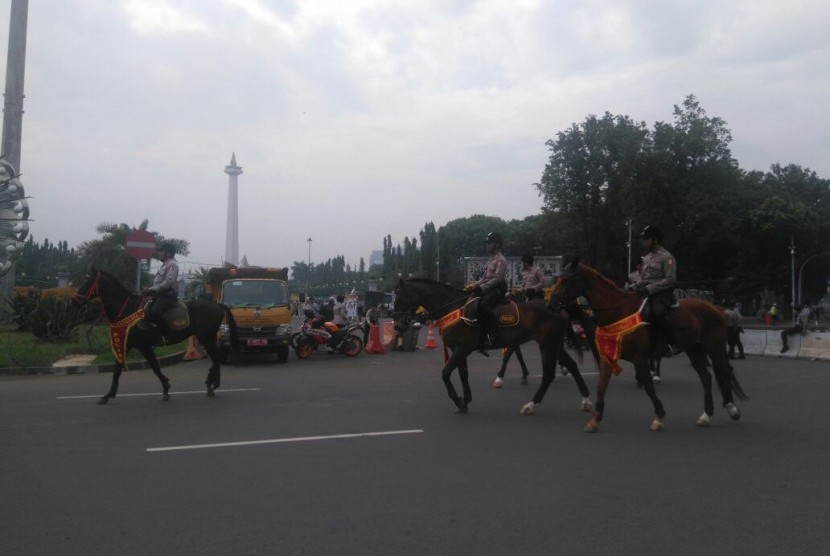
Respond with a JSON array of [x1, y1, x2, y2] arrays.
[[0, 324, 188, 368]]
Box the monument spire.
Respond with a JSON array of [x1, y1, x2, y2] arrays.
[[224, 152, 243, 266]]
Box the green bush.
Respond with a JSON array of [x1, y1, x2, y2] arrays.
[[5, 294, 91, 342]]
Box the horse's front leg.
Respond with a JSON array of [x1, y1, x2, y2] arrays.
[[441, 350, 467, 413], [138, 345, 171, 401], [559, 349, 593, 412], [585, 360, 613, 432], [493, 348, 511, 388], [98, 362, 123, 404]]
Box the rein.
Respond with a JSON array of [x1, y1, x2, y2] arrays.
[[397, 280, 469, 320]]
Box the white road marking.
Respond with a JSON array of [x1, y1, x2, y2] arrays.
[[56, 388, 262, 400], [146, 429, 424, 453]]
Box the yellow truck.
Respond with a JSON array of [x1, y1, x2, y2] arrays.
[[205, 266, 293, 363]]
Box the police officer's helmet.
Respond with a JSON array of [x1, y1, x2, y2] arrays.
[[159, 242, 177, 255], [485, 232, 503, 247], [521, 253, 534, 265], [640, 225, 663, 242]]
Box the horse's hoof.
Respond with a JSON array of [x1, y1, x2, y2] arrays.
[[492, 377, 503, 389], [650, 418, 665, 432], [583, 423, 598, 433], [206, 388, 215, 398], [725, 403, 741, 421], [580, 398, 593, 412], [520, 377, 528, 385], [651, 374, 662, 384], [97, 396, 110, 405], [161, 394, 170, 402], [696, 413, 711, 427], [519, 402, 536, 415], [455, 405, 468, 414]]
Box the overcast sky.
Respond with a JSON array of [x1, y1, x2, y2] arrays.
[[2, 0, 828, 276]]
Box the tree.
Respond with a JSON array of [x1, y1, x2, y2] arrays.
[[76, 220, 189, 289]]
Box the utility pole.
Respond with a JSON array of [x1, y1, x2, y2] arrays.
[[626, 218, 633, 276], [789, 236, 797, 323], [0, 0, 29, 299]]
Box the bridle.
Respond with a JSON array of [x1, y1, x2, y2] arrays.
[[72, 271, 101, 303], [395, 280, 469, 321]]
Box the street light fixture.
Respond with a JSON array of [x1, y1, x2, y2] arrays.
[[306, 237, 312, 296]]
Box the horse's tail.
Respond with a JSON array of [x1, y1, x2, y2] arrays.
[[728, 361, 750, 401], [221, 304, 239, 352]]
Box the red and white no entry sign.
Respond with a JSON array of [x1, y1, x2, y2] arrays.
[[125, 230, 157, 260]]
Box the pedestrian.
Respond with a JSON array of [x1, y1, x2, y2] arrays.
[[362, 303, 378, 345], [769, 303, 779, 325], [780, 305, 811, 353], [724, 301, 745, 359]]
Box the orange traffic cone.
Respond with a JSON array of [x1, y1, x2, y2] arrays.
[[423, 321, 437, 350], [184, 336, 206, 361], [365, 323, 386, 354]]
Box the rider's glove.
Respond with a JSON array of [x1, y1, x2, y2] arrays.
[[472, 285, 483, 297], [634, 284, 648, 297]]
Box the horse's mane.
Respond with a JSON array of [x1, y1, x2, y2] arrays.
[[97, 268, 139, 297], [578, 263, 627, 293]]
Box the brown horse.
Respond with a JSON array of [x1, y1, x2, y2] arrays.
[[393, 278, 592, 414], [550, 256, 747, 432]]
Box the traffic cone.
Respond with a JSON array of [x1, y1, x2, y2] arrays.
[[184, 336, 206, 361], [365, 323, 385, 354], [423, 321, 437, 350]]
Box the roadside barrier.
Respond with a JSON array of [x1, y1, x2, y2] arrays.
[[796, 331, 830, 361], [382, 321, 398, 351], [740, 328, 767, 356], [365, 324, 385, 354], [184, 336, 206, 361], [423, 322, 437, 350], [764, 329, 800, 359]]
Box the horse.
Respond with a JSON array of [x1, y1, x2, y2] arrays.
[[73, 267, 238, 404], [393, 278, 592, 414], [550, 256, 747, 432]]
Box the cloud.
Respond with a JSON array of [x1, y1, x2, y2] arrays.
[[1, 0, 828, 275]]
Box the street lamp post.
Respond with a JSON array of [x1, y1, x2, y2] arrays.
[[789, 236, 797, 322], [626, 218, 633, 276], [306, 237, 312, 296], [798, 252, 830, 307]]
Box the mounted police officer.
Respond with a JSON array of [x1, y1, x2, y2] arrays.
[[520, 253, 544, 301], [141, 242, 180, 334], [472, 232, 508, 347], [626, 225, 677, 356]]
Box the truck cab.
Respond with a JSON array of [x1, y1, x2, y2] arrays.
[[205, 266, 293, 362]]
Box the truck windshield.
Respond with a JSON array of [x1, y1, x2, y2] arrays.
[[222, 280, 288, 308]]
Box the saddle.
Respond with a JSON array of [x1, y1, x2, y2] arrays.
[[141, 302, 190, 334], [461, 297, 520, 328]]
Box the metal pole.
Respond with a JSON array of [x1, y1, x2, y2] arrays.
[[626, 218, 632, 276], [0, 0, 28, 300], [789, 235, 796, 322], [306, 237, 312, 296], [797, 252, 830, 307], [135, 260, 141, 292]]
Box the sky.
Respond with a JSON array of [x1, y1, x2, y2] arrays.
[[2, 0, 829, 277]]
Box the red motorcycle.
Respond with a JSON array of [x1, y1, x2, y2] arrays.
[[290, 313, 364, 359]]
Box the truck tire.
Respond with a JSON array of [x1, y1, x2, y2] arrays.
[[277, 345, 289, 363]]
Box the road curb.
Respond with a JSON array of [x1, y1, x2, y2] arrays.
[[0, 351, 188, 376]]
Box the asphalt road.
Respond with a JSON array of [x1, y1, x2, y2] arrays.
[[2, 344, 829, 556]]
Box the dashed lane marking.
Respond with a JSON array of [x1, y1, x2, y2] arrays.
[[146, 429, 424, 453], [56, 388, 262, 400]]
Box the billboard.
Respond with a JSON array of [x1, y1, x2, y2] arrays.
[[465, 256, 563, 289]]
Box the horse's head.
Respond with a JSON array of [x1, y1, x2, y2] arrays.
[[72, 266, 102, 305], [393, 278, 419, 333], [549, 255, 584, 311]]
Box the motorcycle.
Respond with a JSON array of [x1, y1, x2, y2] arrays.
[[291, 313, 364, 359]]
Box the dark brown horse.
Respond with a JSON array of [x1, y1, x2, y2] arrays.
[[73, 267, 238, 404], [551, 256, 747, 432], [393, 278, 591, 414]]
